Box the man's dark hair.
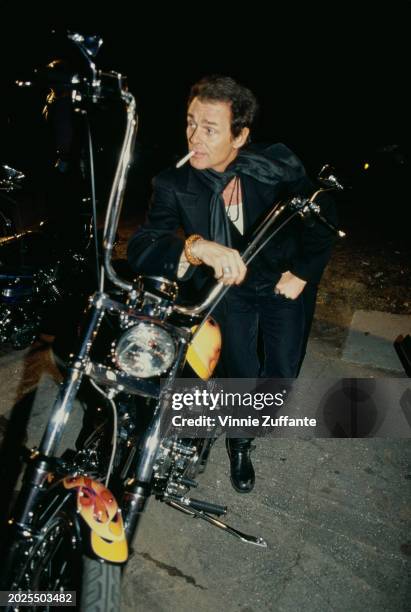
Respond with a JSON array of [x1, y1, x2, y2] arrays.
[[188, 75, 258, 138]]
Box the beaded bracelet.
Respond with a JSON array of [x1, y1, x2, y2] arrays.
[[184, 234, 203, 266]]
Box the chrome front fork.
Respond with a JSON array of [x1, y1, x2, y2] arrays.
[[12, 293, 105, 527]]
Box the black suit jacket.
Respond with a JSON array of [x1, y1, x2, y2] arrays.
[[128, 143, 337, 288]]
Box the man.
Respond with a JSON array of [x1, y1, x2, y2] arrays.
[[128, 75, 337, 493]]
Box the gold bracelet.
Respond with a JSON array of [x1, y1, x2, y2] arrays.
[[184, 234, 203, 266]]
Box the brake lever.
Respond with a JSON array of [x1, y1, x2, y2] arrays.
[[289, 195, 346, 238]]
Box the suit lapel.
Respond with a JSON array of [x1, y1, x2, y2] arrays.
[[174, 168, 281, 241], [242, 175, 276, 230], [175, 170, 213, 239]]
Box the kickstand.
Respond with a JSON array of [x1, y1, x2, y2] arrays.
[[165, 499, 267, 548]]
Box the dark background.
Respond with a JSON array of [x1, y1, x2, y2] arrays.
[[0, 4, 409, 240]]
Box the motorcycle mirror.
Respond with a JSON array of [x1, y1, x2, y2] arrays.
[[317, 164, 344, 190], [67, 32, 103, 60]]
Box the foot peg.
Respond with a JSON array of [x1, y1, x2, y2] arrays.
[[166, 494, 226, 516], [177, 477, 198, 488]]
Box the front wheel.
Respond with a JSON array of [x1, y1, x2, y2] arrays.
[[3, 492, 122, 612], [80, 557, 121, 612]]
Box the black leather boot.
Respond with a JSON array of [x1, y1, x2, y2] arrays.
[[225, 438, 256, 493]]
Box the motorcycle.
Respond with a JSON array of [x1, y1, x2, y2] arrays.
[[0, 205, 95, 349], [0, 31, 344, 612], [0, 163, 62, 349], [0, 163, 25, 236]]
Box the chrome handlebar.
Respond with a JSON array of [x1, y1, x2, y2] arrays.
[[64, 31, 345, 318]]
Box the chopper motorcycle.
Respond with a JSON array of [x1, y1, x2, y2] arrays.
[[0, 31, 344, 612]]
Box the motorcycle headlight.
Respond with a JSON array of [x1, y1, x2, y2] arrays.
[[114, 322, 176, 378]]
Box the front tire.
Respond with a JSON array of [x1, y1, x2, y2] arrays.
[[80, 556, 122, 612], [2, 492, 123, 612]]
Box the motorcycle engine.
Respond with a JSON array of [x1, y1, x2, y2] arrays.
[[152, 437, 200, 496]]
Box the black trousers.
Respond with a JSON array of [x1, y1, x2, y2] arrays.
[[214, 281, 305, 379]]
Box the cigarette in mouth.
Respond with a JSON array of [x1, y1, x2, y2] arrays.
[[176, 150, 195, 168]]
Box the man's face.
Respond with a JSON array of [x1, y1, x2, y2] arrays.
[[186, 97, 248, 172]]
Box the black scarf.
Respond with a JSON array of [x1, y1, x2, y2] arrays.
[[192, 143, 306, 246]]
